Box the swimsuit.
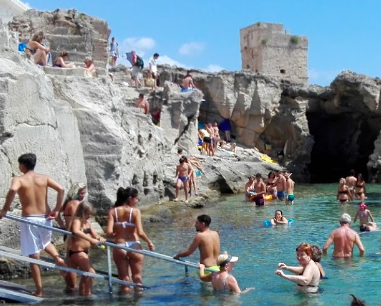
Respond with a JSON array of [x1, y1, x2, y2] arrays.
[[339, 199, 348, 202], [117, 241, 141, 250], [178, 176, 188, 182], [198, 265, 220, 276], [20, 214, 52, 256], [69, 249, 89, 258], [211, 273, 230, 291], [277, 190, 286, 199], [254, 196, 264, 206], [115, 207, 135, 228], [53, 63, 63, 67], [286, 194, 295, 202], [25, 47, 36, 54]]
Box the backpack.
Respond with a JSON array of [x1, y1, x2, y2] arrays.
[[136, 55, 144, 69]]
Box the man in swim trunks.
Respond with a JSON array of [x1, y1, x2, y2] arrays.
[[173, 214, 220, 277], [0, 153, 66, 297], [322, 213, 365, 258], [174, 156, 192, 203], [285, 172, 295, 204], [345, 169, 357, 199], [275, 170, 287, 200], [180, 70, 197, 92]]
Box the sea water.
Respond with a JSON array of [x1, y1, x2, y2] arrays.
[[15, 184, 381, 305]]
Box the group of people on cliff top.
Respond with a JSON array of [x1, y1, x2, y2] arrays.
[[23, 31, 96, 77], [245, 170, 295, 206], [198, 121, 234, 156], [0, 153, 373, 304]]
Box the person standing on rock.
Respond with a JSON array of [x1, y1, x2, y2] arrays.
[[174, 156, 192, 203], [149, 53, 160, 90], [174, 214, 220, 274], [136, 93, 150, 115], [109, 37, 119, 67], [0, 153, 67, 297]]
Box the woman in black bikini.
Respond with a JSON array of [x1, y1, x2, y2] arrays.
[[25, 32, 50, 66], [68, 202, 105, 296], [56, 183, 87, 290], [265, 171, 277, 196], [337, 178, 352, 203], [355, 173, 366, 201]]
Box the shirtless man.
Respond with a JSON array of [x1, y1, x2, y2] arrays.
[[174, 156, 192, 203], [285, 172, 295, 204], [345, 169, 357, 199], [136, 93, 150, 115], [180, 70, 197, 92], [173, 214, 220, 275], [244, 175, 255, 201], [275, 170, 287, 201], [323, 213, 365, 258], [0, 153, 66, 297], [253, 173, 266, 206]]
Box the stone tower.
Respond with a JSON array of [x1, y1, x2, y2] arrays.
[[240, 22, 308, 84]]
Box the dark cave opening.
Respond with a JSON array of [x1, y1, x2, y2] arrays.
[[307, 113, 381, 183]]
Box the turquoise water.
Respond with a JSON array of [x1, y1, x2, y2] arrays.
[[15, 184, 381, 305]]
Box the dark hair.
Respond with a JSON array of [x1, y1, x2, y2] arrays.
[[154, 53, 159, 57], [310, 245, 322, 262], [350, 294, 367, 306], [115, 187, 131, 207], [18, 153, 36, 170], [275, 210, 283, 216], [255, 173, 262, 178], [357, 173, 364, 182], [115, 187, 138, 206], [111, 37, 115, 40], [268, 171, 275, 178], [177, 148, 183, 154], [197, 214, 211, 227], [349, 169, 355, 176], [179, 157, 186, 164], [139, 93, 144, 98], [186, 70, 192, 75]]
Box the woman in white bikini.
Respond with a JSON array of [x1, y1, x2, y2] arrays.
[[106, 187, 155, 293]]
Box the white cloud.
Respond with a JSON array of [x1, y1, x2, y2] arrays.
[[309, 68, 341, 86], [157, 55, 188, 68], [204, 64, 224, 73], [120, 37, 156, 58], [179, 42, 205, 56]]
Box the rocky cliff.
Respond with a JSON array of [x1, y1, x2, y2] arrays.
[[158, 66, 381, 183]]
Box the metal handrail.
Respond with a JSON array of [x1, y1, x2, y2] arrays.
[[4, 213, 209, 271]]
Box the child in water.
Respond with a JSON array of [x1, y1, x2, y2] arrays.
[[311, 245, 326, 278], [353, 203, 377, 232], [68, 202, 106, 296]]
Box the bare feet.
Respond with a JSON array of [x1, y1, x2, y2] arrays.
[[185, 200, 189, 204], [32, 291, 43, 297], [173, 198, 178, 202]]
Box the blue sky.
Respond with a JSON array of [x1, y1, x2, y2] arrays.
[[23, 0, 381, 86]]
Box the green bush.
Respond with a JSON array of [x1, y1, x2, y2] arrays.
[[290, 36, 299, 44]]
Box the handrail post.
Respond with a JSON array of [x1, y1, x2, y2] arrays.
[[107, 246, 113, 295]]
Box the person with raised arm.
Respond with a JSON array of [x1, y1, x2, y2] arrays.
[[0, 153, 66, 297]]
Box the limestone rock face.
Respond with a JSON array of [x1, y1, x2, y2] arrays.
[[10, 9, 110, 69]]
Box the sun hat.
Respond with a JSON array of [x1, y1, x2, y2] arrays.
[[217, 252, 239, 266], [340, 213, 351, 223]]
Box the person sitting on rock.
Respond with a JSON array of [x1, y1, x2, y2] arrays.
[[180, 70, 197, 92], [25, 32, 50, 66], [54, 51, 76, 68], [84, 56, 96, 77]]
